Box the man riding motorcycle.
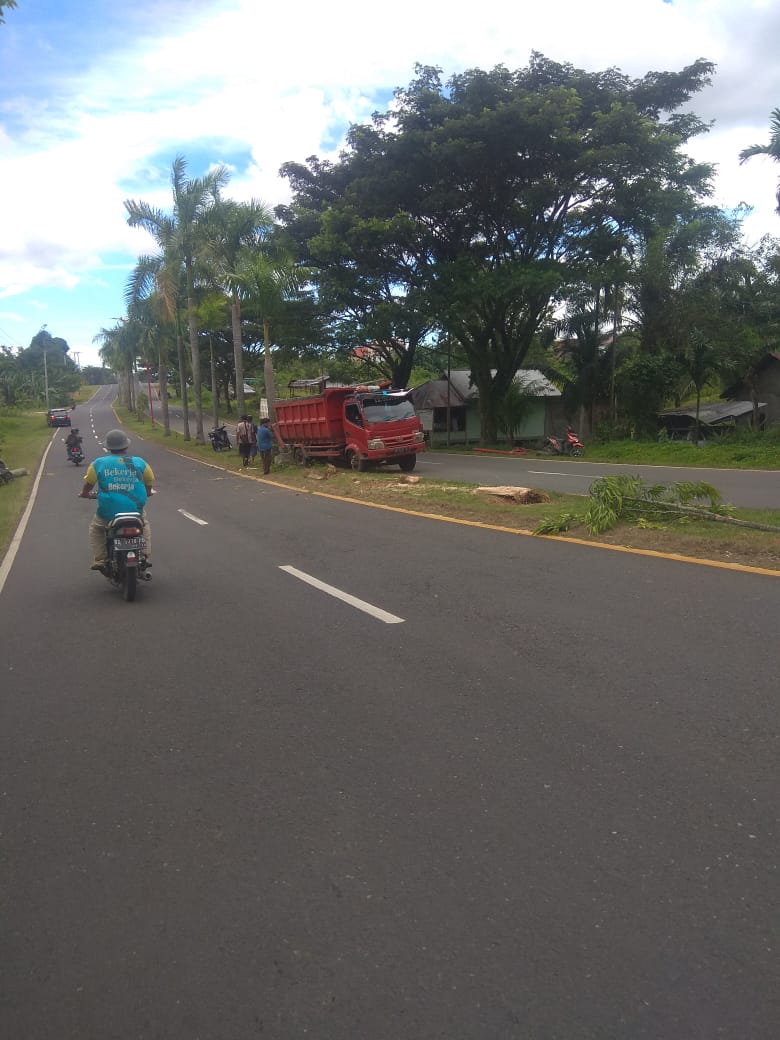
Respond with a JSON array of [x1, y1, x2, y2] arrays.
[[78, 429, 155, 572], [65, 428, 83, 458]]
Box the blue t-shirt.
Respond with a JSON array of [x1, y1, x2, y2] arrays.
[[89, 455, 151, 520], [256, 425, 274, 451]]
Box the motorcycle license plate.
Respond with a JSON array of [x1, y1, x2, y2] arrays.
[[113, 536, 145, 549]]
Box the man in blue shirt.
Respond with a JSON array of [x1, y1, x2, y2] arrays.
[[256, 417, 276, 474], [79, 429, 155, 570]]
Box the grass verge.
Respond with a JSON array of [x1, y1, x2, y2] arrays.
[[0, 410, 56, 559], [118, 409, 780, 573], [434, 428, 780, 470]]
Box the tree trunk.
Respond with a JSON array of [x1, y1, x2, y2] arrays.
[[695, 388, 701, 443], [158, 353, 171, 436], [209, 335, 219, 432], [186, 278, 205, 444], [478, 390, 499, 444], [263, 318, 277, 422], [231, 294, 245, 417], [177, 329, 190, 441]]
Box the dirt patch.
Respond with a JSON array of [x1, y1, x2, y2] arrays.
[[575, 525, 780, 571]]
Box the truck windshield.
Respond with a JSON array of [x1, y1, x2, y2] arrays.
[[361, 396, 416, 424]]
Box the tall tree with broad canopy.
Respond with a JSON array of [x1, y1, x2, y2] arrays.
[[125, 156, 229, 444], [281, 55, 716, 442], [277, 160, 435, 389]]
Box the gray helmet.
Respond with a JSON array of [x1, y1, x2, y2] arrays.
[[105, 429, 130, 452]]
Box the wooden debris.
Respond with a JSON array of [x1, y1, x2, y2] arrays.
[[475, 485, 551, 504]]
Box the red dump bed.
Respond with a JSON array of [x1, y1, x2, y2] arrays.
[[274, 387, 354, 445]]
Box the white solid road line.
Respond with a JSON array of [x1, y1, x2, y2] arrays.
[[0, 436, 56, 597], [178, 509, 209, 525], [280, 565, 405, 624]]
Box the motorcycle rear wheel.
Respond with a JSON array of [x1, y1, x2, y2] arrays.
[[122, 565, 137, 602]]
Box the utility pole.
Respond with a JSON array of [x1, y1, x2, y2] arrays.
[[43, 348, 49, 408], [41, 325, 50, 408]]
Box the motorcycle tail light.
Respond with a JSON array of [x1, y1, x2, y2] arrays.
[[119, 526, 143, 537]]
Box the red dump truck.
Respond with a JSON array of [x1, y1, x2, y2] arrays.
[[273, 384, 425, 472]]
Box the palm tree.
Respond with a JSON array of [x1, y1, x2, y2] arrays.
[[740, 108, 780, 216], [201, 198, 274, 416], [94, 322, 138, 410], [125, 155, 229, 444], [196, 291, 231, 431], [679, 329, 719, 443], [233, 246, 310, 421], [126, 253, 185, 437]]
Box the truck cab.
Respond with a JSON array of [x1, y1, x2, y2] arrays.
[[344, 389, 424, 470]]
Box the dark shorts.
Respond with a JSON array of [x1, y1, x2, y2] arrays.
[[238, 443, 251, 460]]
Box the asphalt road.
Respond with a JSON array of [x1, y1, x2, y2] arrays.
[[2, 391, 779, 1038], [416, 451, 780, 510]]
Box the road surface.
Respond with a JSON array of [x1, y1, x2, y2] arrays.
[[2, 393, 778, 1038]]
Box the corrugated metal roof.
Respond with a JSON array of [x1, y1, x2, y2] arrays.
[[413, 369, 560, 407], [659, 400, 765, 424]]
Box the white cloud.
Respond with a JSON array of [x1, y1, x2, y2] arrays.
[[1, 0, 779, 364]]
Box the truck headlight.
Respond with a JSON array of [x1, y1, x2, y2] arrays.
[[414, 431, 425, 442], [367, 438, 385, 450]]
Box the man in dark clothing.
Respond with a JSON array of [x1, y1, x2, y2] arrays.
[[65, 428, 82, 459], [236, 414, 256, 467]]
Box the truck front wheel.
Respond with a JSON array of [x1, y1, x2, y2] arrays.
[[397, 454, 417, 473], [348, 450, 366, 472]]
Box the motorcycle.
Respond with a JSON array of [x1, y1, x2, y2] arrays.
[[543, 427, 585, 457], [0, 457, 13, 485], [101, 512, 152, 601], [208, 425, 232, 452], [84, 492, 152, 601], [67, 444, 84, 466]]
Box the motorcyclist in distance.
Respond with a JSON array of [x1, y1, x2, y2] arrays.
[[65, 428, 82, 458], [78, 429, 155, 572]]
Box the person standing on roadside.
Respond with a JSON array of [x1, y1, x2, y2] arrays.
[[256, 417, 276, 475], [236, 414, 256, 467]]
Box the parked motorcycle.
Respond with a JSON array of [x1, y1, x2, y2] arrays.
[[208, 425, 232, 451], [543, 427, 585, 457], [0, 457, 12, 485], [67, 444, 85, 466]]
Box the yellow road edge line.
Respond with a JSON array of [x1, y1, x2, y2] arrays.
[[159, 444, 780, 579]]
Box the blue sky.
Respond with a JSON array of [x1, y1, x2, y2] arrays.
[[1, 0, 778, 367]]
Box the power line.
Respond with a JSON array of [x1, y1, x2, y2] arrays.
[[0, 323, 22, 346]]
